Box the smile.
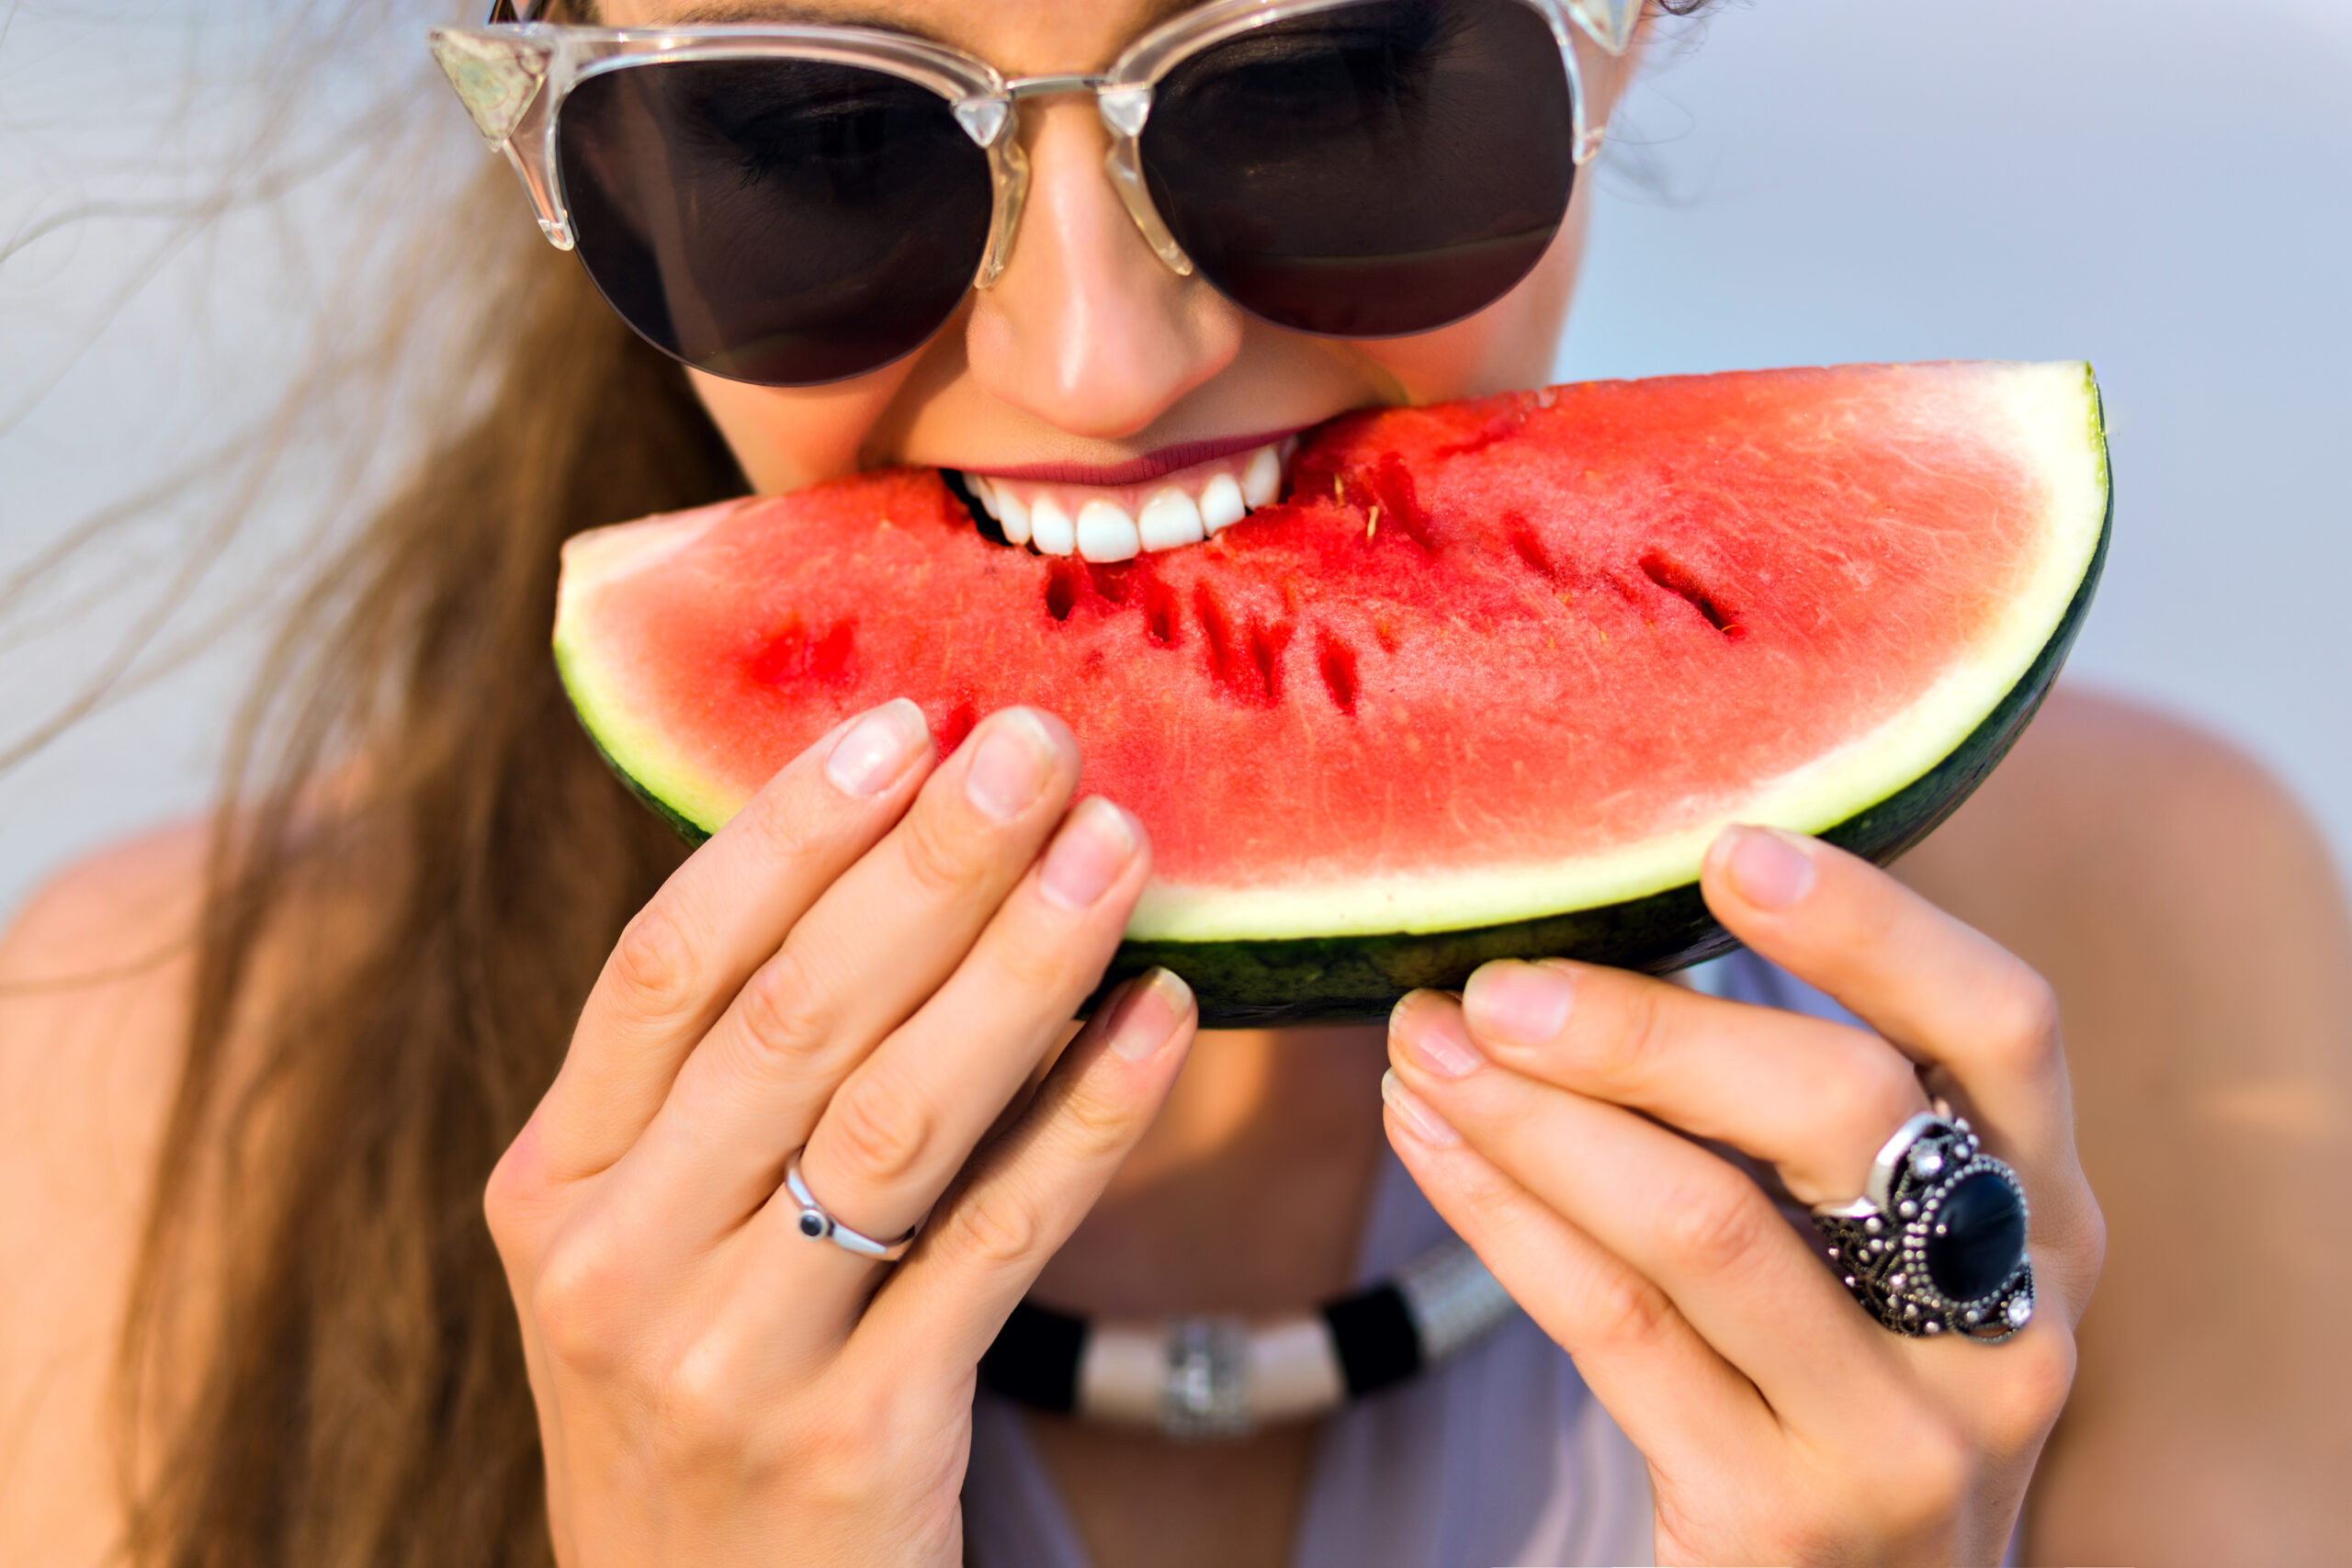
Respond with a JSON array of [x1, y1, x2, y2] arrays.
[[955, 435, 1300, 562]]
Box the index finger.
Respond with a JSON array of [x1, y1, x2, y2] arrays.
[[533, 698, 936, 1184], [1445, 964, 1929, 1207], [1700, 825, 2075, 1175]]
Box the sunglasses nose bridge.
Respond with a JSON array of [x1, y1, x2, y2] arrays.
[[970, 75, 1195, 289]]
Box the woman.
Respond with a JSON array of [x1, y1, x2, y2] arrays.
[[4, 1, 2346, 1563]]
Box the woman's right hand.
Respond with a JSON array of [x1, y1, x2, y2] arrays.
[[484, 699, 1197, 1566]]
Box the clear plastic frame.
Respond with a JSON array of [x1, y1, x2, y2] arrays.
[[427, 0, 1640, 288]]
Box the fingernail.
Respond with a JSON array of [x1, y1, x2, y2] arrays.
[[965, 708, 1059, 822], [1038, 797, 1139, 910], [1725, 825, 1817, 910], [1391, 991, 1485, 1078], [824, 698, 929, 797], [1106, 967, 1193, 1061], [1382, 1068, 1461, 1146], [1463, 960, 1574, 1049]]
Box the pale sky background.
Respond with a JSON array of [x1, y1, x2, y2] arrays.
[[3, 0, 2348, 918]]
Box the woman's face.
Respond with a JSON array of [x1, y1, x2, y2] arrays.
[[610, 0, 1629, 532]]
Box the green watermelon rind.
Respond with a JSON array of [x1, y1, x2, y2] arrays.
[[556, 367, 2111, 1026], [1078, 368, 2113, 1022], [1099, 487, 2109, 1024]]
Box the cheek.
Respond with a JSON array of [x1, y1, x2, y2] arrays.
[[687, 360, 924, 494], [1350, 197, 1589, 403]]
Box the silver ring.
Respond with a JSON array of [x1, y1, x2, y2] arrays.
[[1812, 1109, 2034, 1342], [785, 1151, 919, 1263]]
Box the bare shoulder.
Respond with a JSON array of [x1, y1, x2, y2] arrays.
[[1901, 686, 2352, 1561], [0, 821, 209, 1568], [1903, 683, 2342, 922]]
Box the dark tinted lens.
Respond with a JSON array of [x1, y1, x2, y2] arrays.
[[558, 58, 993, 386], [1139, 0, 1575, 337]]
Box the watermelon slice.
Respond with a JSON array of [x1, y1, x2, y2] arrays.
[[556, 363, 2109, 1023]]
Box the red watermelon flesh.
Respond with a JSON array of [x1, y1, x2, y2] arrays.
[[557, 363, 2108, 964]]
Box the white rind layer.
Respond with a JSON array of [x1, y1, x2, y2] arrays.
[[1125, 362, 2109, 942]]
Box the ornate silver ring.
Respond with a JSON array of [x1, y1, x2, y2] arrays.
[[1812, 1110, 2034, 1342], [785, 1151, 920, 1263]]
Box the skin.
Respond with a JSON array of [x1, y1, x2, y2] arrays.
[[3, 2, 2348, 1564]]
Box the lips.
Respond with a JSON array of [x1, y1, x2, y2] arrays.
[[974, 427, 1307, 488], [956, 436, 1298, 562]]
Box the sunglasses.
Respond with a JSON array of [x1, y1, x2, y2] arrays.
[[430, 0, 1640, 388]]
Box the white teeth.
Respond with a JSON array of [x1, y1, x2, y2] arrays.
[[1029, 494, 1075, 556], [1242, 444, 1282, 508], [967, 438, 1289, 557], [1075, 499, 1142, 561], [1136, 487, 1205, 551], [1198, 472, 1247, 535], [997, 486, 1033, 546]]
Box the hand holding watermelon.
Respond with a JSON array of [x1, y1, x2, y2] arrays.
[[1383, 828, 2101, 1563], [482, 705, 1199, 1567]]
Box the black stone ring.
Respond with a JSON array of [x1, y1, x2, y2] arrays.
[[784, 1151, 920, 1263], [1812, 1110, 2034, 1342]]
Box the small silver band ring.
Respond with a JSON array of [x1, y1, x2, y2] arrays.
[[785, 1151, 919, 1263]]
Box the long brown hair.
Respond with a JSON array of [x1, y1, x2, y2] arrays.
[[119, 165, 741, 1566]]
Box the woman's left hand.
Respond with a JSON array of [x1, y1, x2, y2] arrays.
[[1381, 824, 2106, 1565]]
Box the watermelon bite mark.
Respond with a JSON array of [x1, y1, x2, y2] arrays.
[[555, 363, 2110, 1023]]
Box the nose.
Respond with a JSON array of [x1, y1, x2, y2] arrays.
[[962, 98, 1243, 441]]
